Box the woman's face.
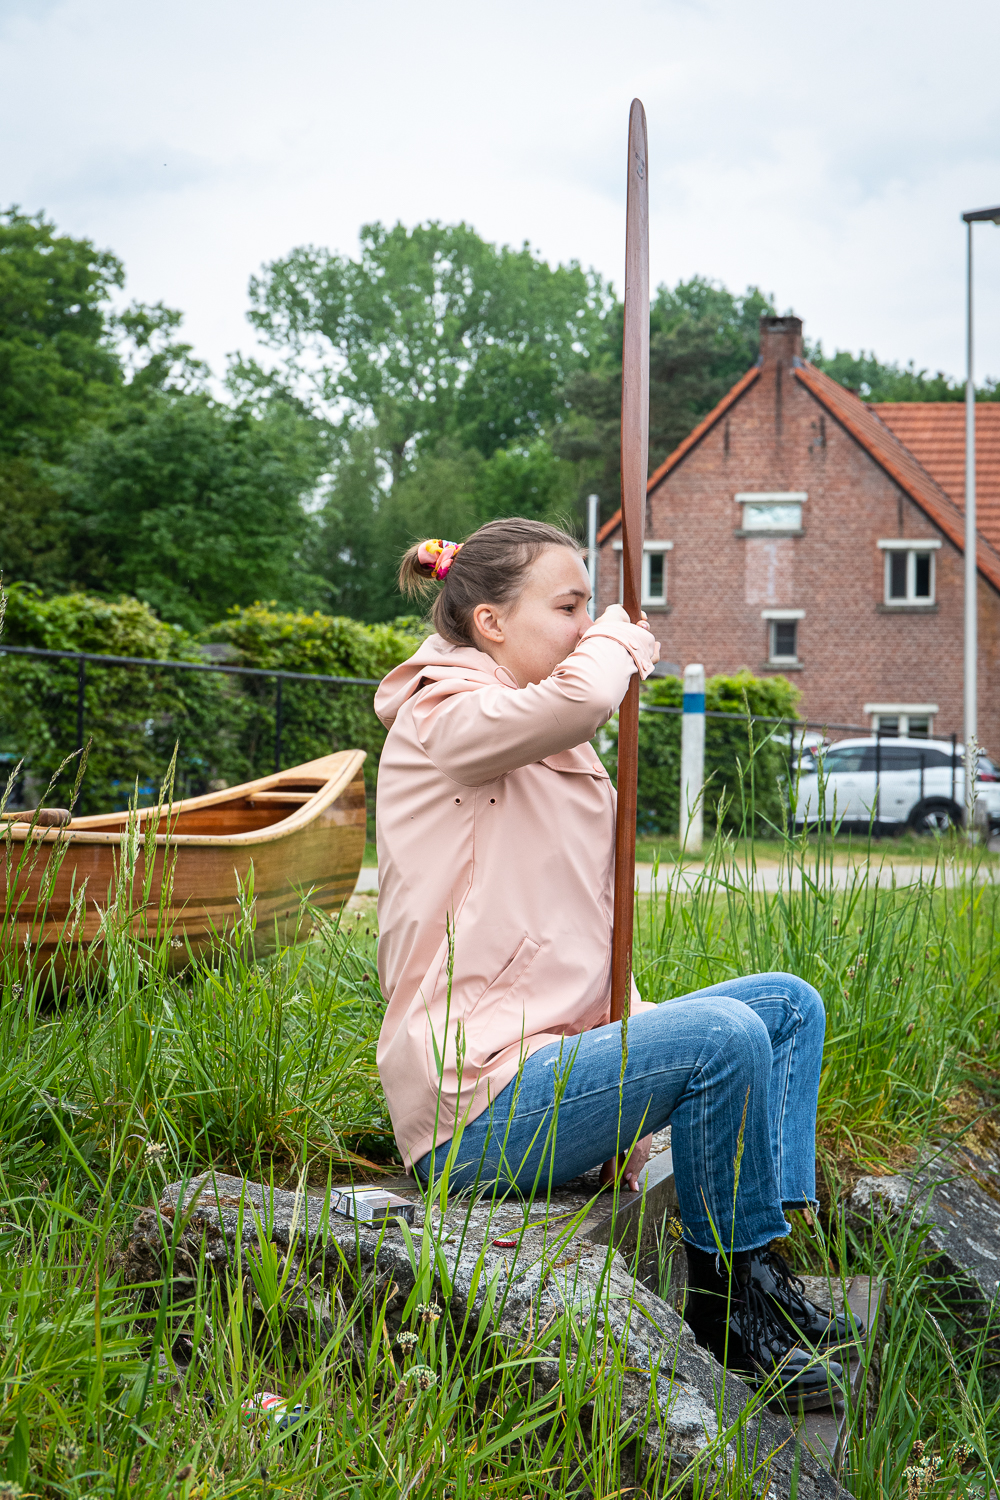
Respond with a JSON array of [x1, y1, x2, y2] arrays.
[[471, 546, 594, 686]]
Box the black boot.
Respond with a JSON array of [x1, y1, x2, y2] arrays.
[[683, 1243, 844, 1411], [749, 1245, 860, 1351]]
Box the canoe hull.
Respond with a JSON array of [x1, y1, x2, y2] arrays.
[[2, 751, 366, 981]]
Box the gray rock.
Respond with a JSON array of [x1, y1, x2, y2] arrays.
[[846, 1142, 1000, 1323], [127, 1171, 852, 1499]]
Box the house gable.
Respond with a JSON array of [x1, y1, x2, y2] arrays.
[[597, 346, 1000, 594]]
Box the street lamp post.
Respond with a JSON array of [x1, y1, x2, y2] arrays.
[[961, 204, 1000, 751]]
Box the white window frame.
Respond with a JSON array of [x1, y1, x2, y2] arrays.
[[877, 539, 941, 605], [761, 608, 804, 665], [735, 491, 807, 533], [863, 702, 939, 738], [613, 539, 673, 605]]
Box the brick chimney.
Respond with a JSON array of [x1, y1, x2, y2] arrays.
[[759, 315, 803, 367]]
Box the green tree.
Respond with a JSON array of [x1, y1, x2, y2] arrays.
[[808, 344, 1000, 403], [554, 277, 775, 523], [310, 434, 577, 623], [59, 391, 330, 631], [246, 220, 612, 480], [0, 207, 124, 460]]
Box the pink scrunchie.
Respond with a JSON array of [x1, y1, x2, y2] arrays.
[[416, 538, 462, 581]]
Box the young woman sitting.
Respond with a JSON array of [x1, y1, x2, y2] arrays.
[[373, 518, 849, 1405]]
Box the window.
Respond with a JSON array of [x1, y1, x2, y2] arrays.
[[820, 747, 869, 774], [878, 540, 941, 605], [762, 608, 803, 665], [865, 703, 938, 737], [613, 540, 672, 606], [878, 746, 930, 770], [644, 550, 666, 605], [771, 619, 797, 661], [736, 491, 807, 532]]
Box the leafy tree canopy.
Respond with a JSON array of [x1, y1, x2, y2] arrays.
[[58, 392, 330, 631], [0, 207, 124, 459], [808, 343, 999, 403], [553, 277, 776, 522], [246, 220, 612, 478], [309, 433, 576, 623]]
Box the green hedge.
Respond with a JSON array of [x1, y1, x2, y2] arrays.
[[2, 586, 799, 837], [0, 585, 425, 816], [601, 670, 801, 835]]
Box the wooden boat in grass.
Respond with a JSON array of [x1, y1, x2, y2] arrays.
[[1, 751, 366, 980]]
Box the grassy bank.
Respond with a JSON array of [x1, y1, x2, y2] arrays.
[[2, 797, 999, 1495]]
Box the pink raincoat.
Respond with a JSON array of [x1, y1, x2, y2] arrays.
[[374, 616, 658, 1169]]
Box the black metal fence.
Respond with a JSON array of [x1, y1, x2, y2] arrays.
[[1, 643, 965, 829], [0, 644, 381, 776]]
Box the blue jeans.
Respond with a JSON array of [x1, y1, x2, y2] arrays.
[[414, 973, 824, 1254]]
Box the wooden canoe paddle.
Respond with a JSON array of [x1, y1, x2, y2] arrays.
[[610, 99, 650, 1027]]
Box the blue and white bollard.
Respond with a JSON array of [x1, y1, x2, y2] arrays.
[[680, 664, 706, 852]]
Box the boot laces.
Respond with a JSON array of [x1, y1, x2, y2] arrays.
[[760, 1247, 813, 1322], [735, 1272, 797, 1371]]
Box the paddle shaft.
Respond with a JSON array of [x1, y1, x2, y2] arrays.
[[610, 100, 650, 1027]]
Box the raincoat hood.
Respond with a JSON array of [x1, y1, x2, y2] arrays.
[[374, 634, 517, 731]]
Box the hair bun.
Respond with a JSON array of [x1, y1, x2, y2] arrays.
[[416, 539, 462, 581]]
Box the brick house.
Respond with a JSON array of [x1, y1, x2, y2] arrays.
[[596, 316, 1000, 751]]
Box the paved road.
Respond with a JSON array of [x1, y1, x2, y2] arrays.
[[354, 854, 997, 897]]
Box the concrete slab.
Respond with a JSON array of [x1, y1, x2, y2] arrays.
[[793, 1275, 886, 1478]]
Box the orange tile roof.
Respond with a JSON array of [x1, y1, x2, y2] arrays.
[[871, 402, 1000, 556], [794, 366, 1000, 593], [596, 365, 761, 545]]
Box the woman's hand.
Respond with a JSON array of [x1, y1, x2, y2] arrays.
[[593, 606, 660, 662], [599, 1134, 653, 1193]]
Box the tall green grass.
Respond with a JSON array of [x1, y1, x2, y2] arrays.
[[2, 744, 1000, 1497]]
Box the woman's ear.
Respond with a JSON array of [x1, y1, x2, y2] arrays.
[[472, 602, 504, 645]]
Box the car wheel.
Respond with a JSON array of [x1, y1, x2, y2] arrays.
[[910, 800, 963, 835]]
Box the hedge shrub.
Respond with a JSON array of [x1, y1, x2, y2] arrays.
[[601, 670, 801, 835], [0, 585, 424, 816]]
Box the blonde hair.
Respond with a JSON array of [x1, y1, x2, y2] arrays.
[[399, 518, 582, 647]]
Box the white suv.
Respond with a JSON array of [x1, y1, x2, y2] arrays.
[[792, 737, 1000, 834]]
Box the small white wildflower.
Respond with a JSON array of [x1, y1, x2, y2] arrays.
[[416, 1301, 441, 1324], [411, 1365, 437, 1391], [144, 1142, 166, 1165], [396, 1330, 418, 1348]]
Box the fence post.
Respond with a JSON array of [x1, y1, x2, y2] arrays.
[[76, 657, 86, 752], [680, 663, 706, 852], [587, 493, 599, 620], [274, 675, 283, 774]]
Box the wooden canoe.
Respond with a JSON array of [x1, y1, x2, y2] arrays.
[[1, 751, 366, 981]]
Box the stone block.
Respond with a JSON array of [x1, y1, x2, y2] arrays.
[[846, 1141, 1000, 1323], [127, 1170, 853, 1500]]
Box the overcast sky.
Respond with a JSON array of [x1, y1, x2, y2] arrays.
[[3, 0, 999, 388]]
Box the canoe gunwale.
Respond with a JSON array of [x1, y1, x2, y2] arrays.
[[4, 750, 367, 851]]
